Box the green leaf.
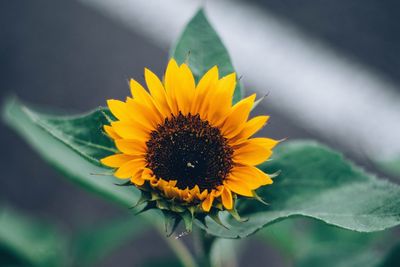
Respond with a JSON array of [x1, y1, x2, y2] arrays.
[[26, 106, 117, 166], [199, 141, 400, 238], [72, 216, 149, 267], [2, 97, 168, 262], [0, 205, 66, 267], [171, 9, 243, 104], [2, 98, 138, 207]]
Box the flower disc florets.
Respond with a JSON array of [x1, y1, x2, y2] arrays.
[[146, 112, 233, 191]]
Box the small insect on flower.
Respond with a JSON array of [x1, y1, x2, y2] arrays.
[[101, 59, 279, 233]]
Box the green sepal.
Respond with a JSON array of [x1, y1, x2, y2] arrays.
[[156, 199, 170, 210], [188, 206, 196, 216], [150, 191, 162, 201], [195, 214, 208, 229], [180, 211, 194, 233], [130, 191, 152, 209], [162, 210, 182, 237], [134, 202, 155, 216], [170, 204, 186, 213], [253, 191, 269, 206], [114, 180, 133, 187], [251, 94, 267, 111], [214, 202, 223, 211], [209, 210, 229, 230], [228, 208, 248, 223], [269, 170, 281, 179]]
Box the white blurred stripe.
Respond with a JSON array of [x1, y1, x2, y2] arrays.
[[78, 0, 400, 160]]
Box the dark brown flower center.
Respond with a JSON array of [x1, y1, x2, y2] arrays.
[[145, 113, 233, 191]]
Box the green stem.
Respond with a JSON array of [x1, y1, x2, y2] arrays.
[[193, 227, 214, 267], [156, 226, 198, 267]]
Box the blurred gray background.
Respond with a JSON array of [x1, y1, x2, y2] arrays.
[[1, 0, 399, 266]]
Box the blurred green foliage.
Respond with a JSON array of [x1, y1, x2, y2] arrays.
[[0, 206, 66, 267], [0, 205, 148, 267]]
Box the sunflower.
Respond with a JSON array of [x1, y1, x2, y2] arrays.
[[101, 59, 278, 226]]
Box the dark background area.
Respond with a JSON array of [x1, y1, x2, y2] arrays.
[[1, 0, 399, 266], [250, 0, 400, 86]]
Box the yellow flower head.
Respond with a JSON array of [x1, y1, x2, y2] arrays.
[[101, 59, 277, 222]]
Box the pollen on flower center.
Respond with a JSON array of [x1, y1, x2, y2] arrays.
[[145, 112, 234, 191]]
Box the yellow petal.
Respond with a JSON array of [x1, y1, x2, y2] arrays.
[[191, 66, 219, 114], [229, 165, 272, 189], [232, 116, 270, 143], [130, 79, 164, 121], [115, 139, 146, 155], [100, 154, 135, 168], [150, 177, 160, 187], [233, 140, 273, 166], [114, 159, 146, 179], [173, 187, 183, 199], [173, 64, 195, 115], [179, 187, 191, 201], [221, 187, 233, 210], [142, 168, 154, 180], [131, 170, 145, 186], [190, 185, 201, 196], [235, 137, 279, 150], [162, 186, 172, 198], [125, 98, 160, 129], [202, 193, 215, 212], [196, 189, 208, 201], [183, 190, 195, 202], [213, 186, 224, 197], [144, 68, 171, 117], [222, 94, 256, 138], [111, 121, 149, 141], [164, 185, 180, 199], [179, 64, 195, 89], [130, 79, 151, 104], [217, 73, 237, 98], [254, 167, 274, 186], [206, 73, 237, 125], [104, 125, 120, 140], [224, 179, 254, 197], [156, 178, 169, 191], [107, 99, 131, 121], [164, 59, 180, 115]]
